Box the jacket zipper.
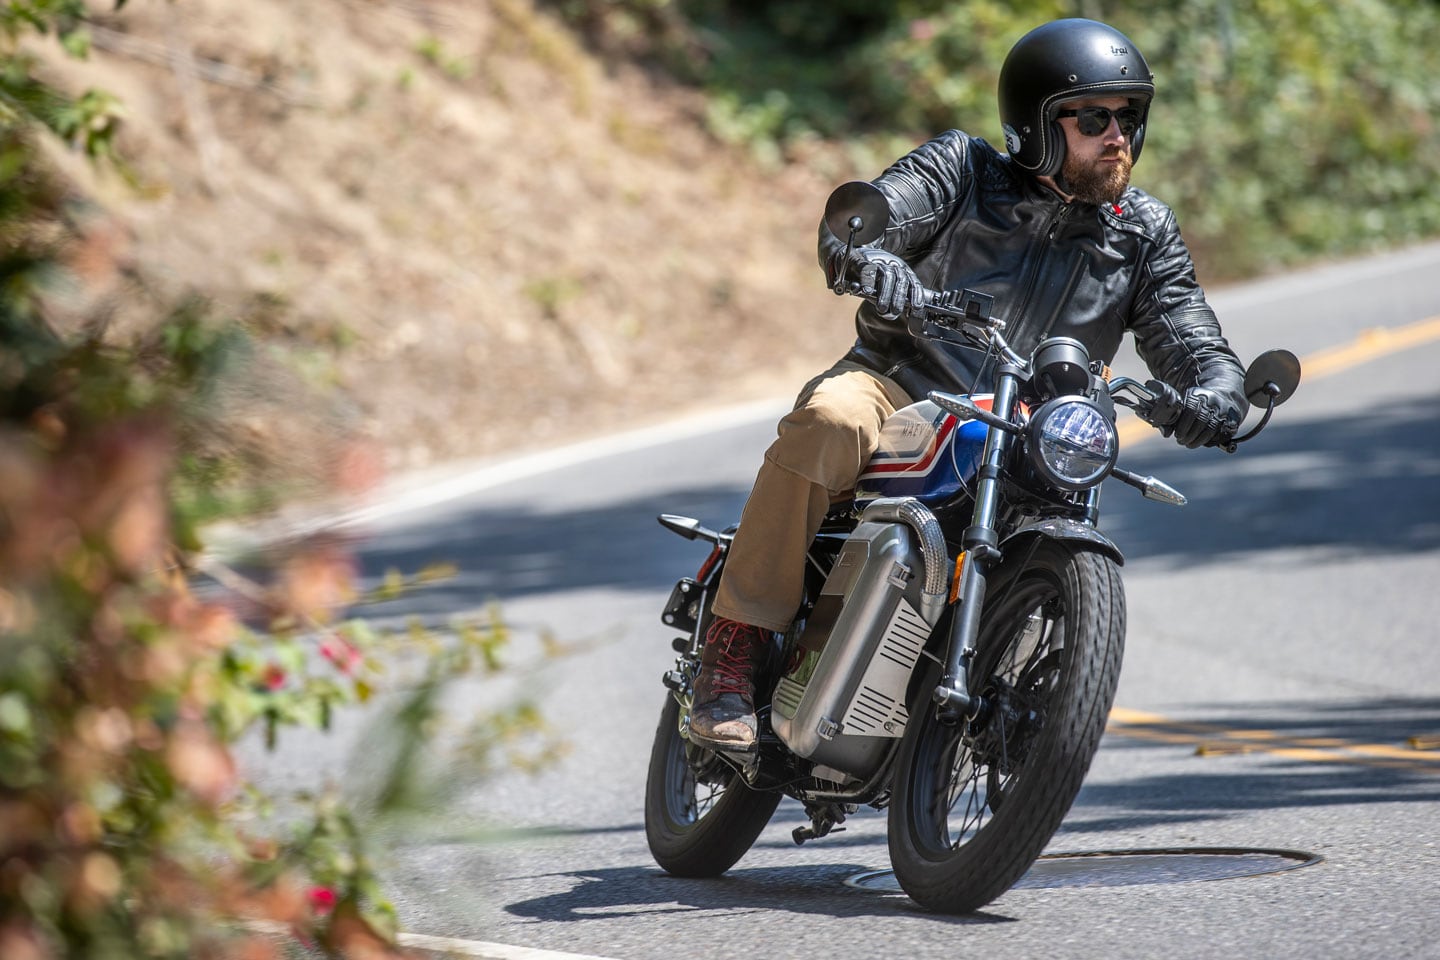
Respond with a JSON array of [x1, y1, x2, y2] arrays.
[[1036, 251, 1087, 342], [1009, 201, 1070, 333]]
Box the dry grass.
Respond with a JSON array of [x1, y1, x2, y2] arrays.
[[31, 0, 867, 479]]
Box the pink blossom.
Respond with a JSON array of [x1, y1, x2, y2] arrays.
[[909, 18, 937, 42], [319, 634, 363, 676], [261, 663, 287, 691], [308, 885, 337, 915]]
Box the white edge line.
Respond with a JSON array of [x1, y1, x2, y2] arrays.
[[344, 396, 787, 527], [396, 930, 623, 960], [201, 396, 788, 557], [242, 921, 622, 960]]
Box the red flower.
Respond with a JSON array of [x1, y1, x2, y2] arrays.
[[261, 663, 287, 691], [319, 634, 363, 676], [308, 885, 337, 915]]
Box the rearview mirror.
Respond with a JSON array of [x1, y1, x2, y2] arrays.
[[823, 180, 889, 246], [1243, 349, 1302, 407]]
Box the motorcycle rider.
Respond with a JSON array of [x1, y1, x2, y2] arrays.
[[689, 18, 1249, 750]]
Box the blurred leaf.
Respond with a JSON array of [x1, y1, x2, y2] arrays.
[[416, 561, 458, 583]]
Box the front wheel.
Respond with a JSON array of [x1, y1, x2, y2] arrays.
[[887, 540, 1125, 913], [644, 694, 781, 877]]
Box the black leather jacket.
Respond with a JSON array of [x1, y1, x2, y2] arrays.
[[819, 130, 1248, 420]]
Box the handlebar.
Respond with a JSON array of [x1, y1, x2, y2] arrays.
[[827, 181, 1294, 462], [840, 277, 1026, 367], [842, 268, 1246, 453], [1107, 376, 1239, 453]]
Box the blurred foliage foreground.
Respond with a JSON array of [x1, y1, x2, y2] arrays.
[[3, 5, 557, 958], [560, 0, 1440, 278]]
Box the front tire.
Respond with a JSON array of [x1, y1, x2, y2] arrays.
[[887, 540, 1124, 913], [645, 694, 781, 877]]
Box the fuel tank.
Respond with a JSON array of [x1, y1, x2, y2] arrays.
[[853, 398, 994, 508]]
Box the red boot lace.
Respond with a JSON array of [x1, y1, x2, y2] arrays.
[[705, 620, 762, 698]]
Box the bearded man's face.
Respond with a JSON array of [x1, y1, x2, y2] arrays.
[[1063, 147, 1133, 206], [1055, 96, 1138, 206]]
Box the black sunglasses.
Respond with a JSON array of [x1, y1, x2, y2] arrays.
[[1055, 105, 1143, 138]]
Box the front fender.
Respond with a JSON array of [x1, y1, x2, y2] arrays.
[[1000, 518, 1124, 567]]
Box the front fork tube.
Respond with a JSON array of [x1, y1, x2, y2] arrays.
[[934, 364, 1023, 719]]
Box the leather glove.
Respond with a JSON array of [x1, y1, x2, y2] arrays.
[[830, 247, 926, 320], [1145, 380, 1240, 449], [1142, 379, 1184, 429]]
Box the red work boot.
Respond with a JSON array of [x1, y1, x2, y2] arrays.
[[688, 617, 769, 751]]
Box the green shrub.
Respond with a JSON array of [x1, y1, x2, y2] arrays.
[[554, 0, 1440, 279]]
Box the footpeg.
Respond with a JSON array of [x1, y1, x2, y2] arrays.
[[792, 823, 846, 845]]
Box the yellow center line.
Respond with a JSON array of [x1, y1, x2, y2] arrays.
[[1107, 706, 1440, 774], [1302, 314, 1440, 379], [1117, 312, 1440, 448]]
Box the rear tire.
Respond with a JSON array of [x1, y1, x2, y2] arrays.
[[645, 694, 781, 877], [887, 541, 1124, 912]]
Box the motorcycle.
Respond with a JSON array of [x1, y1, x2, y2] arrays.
[[643, 180, 1302, 913]]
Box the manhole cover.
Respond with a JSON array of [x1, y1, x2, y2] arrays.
[[847, 847, 1322, 893]]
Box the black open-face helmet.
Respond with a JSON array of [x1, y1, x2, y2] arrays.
[[999, 19, 1155, 177]]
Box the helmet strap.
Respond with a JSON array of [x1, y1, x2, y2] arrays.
[[1052, 170, 1072, 196]]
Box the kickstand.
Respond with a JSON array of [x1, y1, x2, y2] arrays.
[[792, 803, 852, 845]]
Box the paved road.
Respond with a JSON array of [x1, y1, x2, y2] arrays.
[[263, 243, 1440, 960]]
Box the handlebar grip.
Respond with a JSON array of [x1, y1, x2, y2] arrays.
[[1183, 393, 1240, 449], [1132, 379, 1182, 429], [1134, 382, 1237, 450]]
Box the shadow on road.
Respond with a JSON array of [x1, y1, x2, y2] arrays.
[[502, 863, 1014, 924], [490, 698, 1438, 923], [350, 483, 748, 617]]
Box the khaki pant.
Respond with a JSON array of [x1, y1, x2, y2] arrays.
[[711, 360, 911, 632]]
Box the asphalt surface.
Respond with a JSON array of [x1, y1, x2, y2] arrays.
[[243, 241, 1440, 960]]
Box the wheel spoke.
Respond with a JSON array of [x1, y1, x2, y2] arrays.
[[933, 736, 987, 848], [955, 769, 988, 843], [665, 728, 734, 825], [693, 780, 725, 819], [937, 582, 1069, 848]]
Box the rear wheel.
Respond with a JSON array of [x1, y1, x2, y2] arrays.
[[887, 540, 1124, 912], [644, 694, 781, 876]]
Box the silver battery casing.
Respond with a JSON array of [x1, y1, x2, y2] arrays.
[[770, 519, 935, 780]]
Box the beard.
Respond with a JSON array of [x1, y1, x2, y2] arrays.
[[1062, 149, 1134, 205]]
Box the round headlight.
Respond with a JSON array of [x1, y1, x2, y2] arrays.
[[1026, 398, 1118, 491]]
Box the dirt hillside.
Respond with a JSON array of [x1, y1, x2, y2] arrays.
[[32, 0, 873, 481]]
